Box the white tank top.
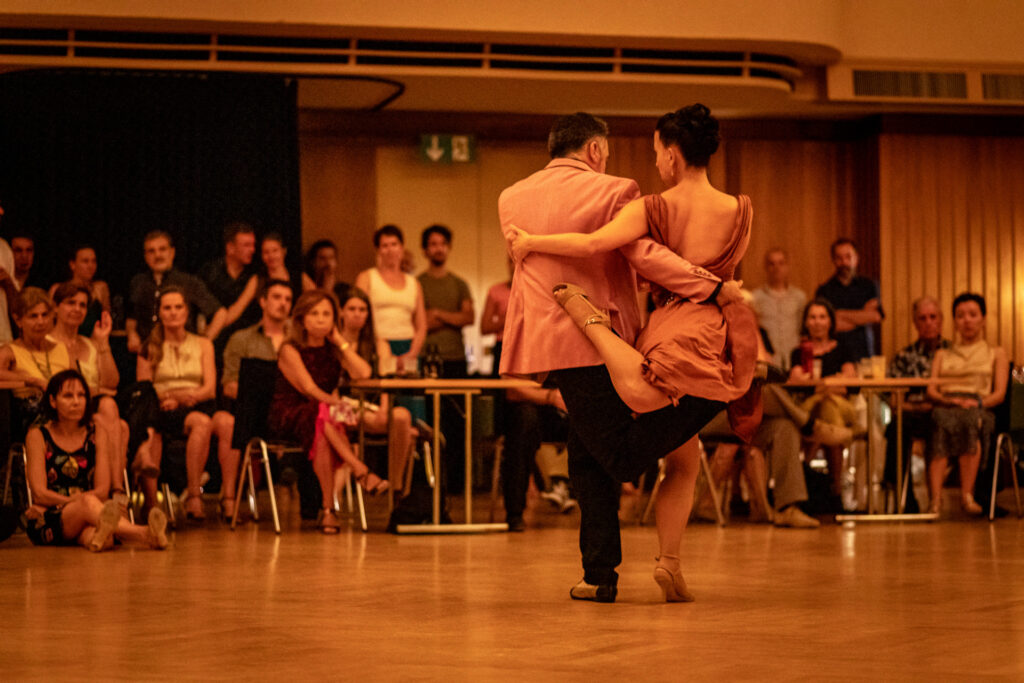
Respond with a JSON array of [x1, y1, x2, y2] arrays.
[[152, 333, 205, 394], [368, 268, 417, 341]]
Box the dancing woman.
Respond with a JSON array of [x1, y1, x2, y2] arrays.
[[506, 104, 756, 602]]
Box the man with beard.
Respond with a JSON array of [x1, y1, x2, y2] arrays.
[[815, 238, 882, 362]]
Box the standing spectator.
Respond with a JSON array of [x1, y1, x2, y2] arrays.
[[48, 245, 111, 337], [302, 239, 350, 300], [884, 296, 950, 511], [10, 232, 39, 291], [258, 233, 304, 300], [815, 238, 882, 362], [480, 259, 512, 377], [198, 222, 262, 345], [354, 225, 426, 373], [125, 231, 228, 354], [751, 248, 806, 369], [417, 224, 474, 377], [0, 201, 14, 343], [926, 293, 1008, 516]]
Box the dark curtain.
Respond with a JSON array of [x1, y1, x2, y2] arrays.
[[0, 69, 302, 314]]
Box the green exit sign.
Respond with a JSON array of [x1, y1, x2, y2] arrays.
[[419, 134, 476, 163]]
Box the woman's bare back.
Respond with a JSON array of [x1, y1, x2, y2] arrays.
[[659, 183, 739, 270]]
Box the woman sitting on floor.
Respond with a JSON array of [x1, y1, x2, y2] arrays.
[[269, 289, 388, 534], [926, 292, 1008, 516], [136, 287, 238, 522], [24, 370, 167, 551]]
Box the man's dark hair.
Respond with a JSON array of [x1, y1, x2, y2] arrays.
[[421, 224, 452, 250], [9, 231, 34, 244], [143, 230, 174, 247], [222, 221, 255, 248], [259, 278, 293, 300], [830, 237, 858, 258], [952, 291, 987, 317], [373, 224, 404, 248], [547, 112, 609, 159]]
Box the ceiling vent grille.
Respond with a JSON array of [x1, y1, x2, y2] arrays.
[[853, 70, 967, 99], [0, 27, 801, 88], [983, 73, 1024, 101]]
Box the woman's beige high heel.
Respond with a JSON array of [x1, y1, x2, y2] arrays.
[[653, 555, 695, 603], [552, 283, 611, 332]]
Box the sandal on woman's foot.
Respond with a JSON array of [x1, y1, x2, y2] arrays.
[[147, 507, 169, 549], [961, 493, 983, 515], [552, 283, 611, 332], [219, 497, 236, 523], [357, 471, 389, 496], [318, 508, 341, 534], [653, 555, 695, 603], [184, 493, 206, 523], [89, 499, 121, 552]]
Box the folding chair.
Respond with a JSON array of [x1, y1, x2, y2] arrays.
[[229, 358, 289, 534], [990, 382, 1024, 520]]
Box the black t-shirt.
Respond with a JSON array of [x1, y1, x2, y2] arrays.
[[815, 275, 882, 362], [790, 342, 853, 378], [199, 258, 260, 336]]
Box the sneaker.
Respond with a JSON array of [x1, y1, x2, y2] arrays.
[[772, 505, 820, 529], [569, 579, 617, 603], [541, 480, 572, 509]]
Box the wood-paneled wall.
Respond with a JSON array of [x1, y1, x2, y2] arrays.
[[879, 134, 1024, 361], [297, 116, 1023, 368]]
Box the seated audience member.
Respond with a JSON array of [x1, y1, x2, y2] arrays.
[[815, 238, 883, 362], [303, 239, 350, 299], [221, 280, 319, 519], [337, 286, 417, 495], [502, 384, 576, 532], [135, 287, 239, 522], [126, 230, 228, 354], [0, 288, 73, 434], [480, 260, 512, 376], [780, 299, 857, 500], [23, 370, 167, 551], [269, 289, 387, 534], [258, 232, 304, 299], [199, 222, 262, 346], [751, 248, 806, 369], [355, 225, 426, 372], [0, 200, 14, 343], [48, 245, 111, 337], [926, 292, 1008, 516], [884, 296, 950, 511], [51, 282, 130, 502], [10, 232, 40, 292]]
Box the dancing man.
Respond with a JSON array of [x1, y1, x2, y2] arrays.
[[499, 111, 749, 603]]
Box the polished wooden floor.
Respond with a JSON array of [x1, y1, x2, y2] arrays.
[[3, 490, 1024, 681]]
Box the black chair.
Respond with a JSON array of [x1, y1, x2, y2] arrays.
[[229, 358, 286, 534], [989, 380, 1023, 520]]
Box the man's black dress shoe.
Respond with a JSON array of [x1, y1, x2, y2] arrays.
[[569, 579, 617, 603], [506, 515, 526, 532]]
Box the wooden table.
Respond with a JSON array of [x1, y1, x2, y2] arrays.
[[350, 377, 539, 533], [785, 376, 944, 522]]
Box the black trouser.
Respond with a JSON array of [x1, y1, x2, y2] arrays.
[[439, 359, 468, 491], [552, 365, 724, 587], [502, 400, 569, 519], [883, 410, 932, 513]]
